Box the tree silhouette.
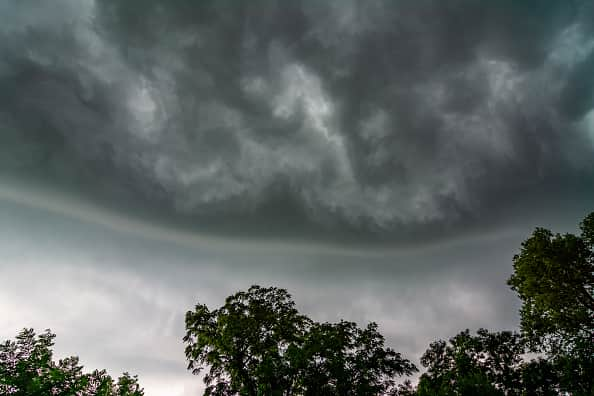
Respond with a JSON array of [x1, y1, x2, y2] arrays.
[[415, 328, 564, 396], [508, 212, 594, 351], [184, 285, 416, 395], [508, 211, 594, 394], [0, 328, 143, 396]]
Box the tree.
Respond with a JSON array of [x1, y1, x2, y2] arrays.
[[0, 328, 143, 396], [519, 358, 559, 396], [416, 329, 525, 396], [184, 285, 417, 396], [184, 286, 311, 395], [298, 321, 417, 396], [415, 328, 566, 396], [507, 212, 594, 351], [508, 211, 594, 395], [548, 336, 594, 396]]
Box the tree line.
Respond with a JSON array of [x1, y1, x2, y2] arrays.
[[1, 212, 593, 395]]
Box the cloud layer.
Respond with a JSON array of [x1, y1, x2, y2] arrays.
[[2, 0, 594, 242], [0, 199, 527, 395]]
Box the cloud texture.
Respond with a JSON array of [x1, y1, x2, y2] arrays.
[[1, 0, 594, 241], [3, 4, 594, 395], [0, 199, 526, 395]]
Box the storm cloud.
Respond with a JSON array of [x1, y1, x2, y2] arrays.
[[1, 0, 593, 243], [0, 198, 526, 395]]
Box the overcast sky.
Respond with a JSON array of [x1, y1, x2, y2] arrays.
[[1, 1, 594, 395]]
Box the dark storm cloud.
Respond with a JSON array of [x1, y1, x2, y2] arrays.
[[1, 0, 594, 242]]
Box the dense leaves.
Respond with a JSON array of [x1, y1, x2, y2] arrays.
[[412, 212, 594, 395], [0, 328, 143, 396], [298, 321, 417, 395], [550, 336, 594, 395], [184, 285, 417, 395], [401, 212, 594, 395], [507, 216, 594, 350], [184, 286, 312, 395], [507, 211, 594, 395], [417, 329, 519, 396], [415, 329, 566, 396]]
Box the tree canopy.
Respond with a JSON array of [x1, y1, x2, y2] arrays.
[[415, 329, 561, 396], [395, 211, 594, 396], [508, 212, 594, 351], [0, 328, 143, 396], [507, 212, 594, 395], [297, 320, 417, 395], [184, 285, 417, 396]]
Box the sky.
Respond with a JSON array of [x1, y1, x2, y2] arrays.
[[1, 1, 594, 395]]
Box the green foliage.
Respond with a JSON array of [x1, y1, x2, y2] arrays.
[[507, 214, 594, 350], [184, 285, 417, 396], [418, 370, 503, 396], [416, 329, 524, 396], [551, 336, 594, 396], [415, 328, 568, 396], [407, 212, 594, 396], [519, 358, 559, 396], [507, 212, 594, 395], [184, 286, 311, 395], [0, 328, 143, 396], [297, 321, 417, 396], [393, 380, 417, 396]]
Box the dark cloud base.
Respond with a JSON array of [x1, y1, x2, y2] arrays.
[[2, 0, 594, 244]]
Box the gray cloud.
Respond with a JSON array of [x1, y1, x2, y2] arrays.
[[1, 0, 593, 243], [0, 198, 527, 395], [3, 4, 594, 395]]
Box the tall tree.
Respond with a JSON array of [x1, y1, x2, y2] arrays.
[[508, 211, 594, 395], [507, 212, 594, 350], [0, 328, 143, 396], [416, 329, 524, 396], [298, 321, 417, 396], [184, 286, 311, 395], [184, 285, 416, 396], [415, 328, 565, 396]]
